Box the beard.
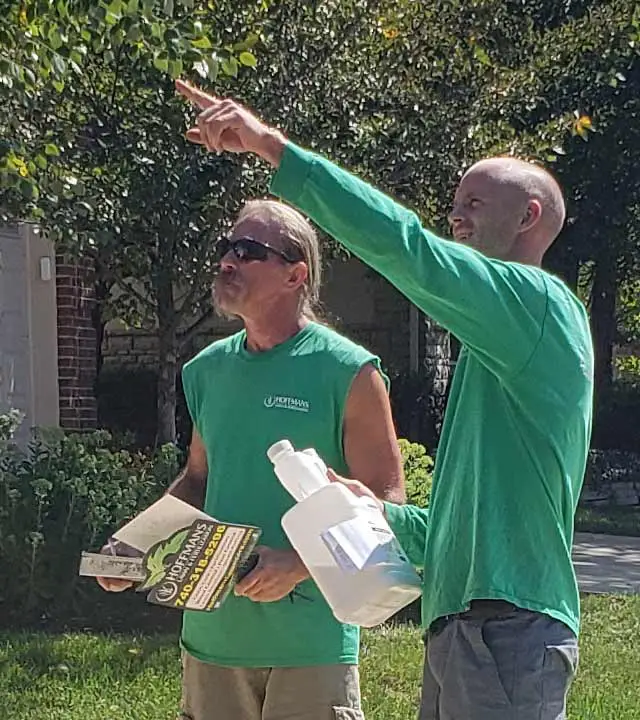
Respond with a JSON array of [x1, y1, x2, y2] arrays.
[[212, 274, 243, 320]]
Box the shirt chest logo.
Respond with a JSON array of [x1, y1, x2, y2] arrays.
[[264, 395, 310, 413]]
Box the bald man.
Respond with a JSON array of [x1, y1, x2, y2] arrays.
[[176, 81, 594, 720]]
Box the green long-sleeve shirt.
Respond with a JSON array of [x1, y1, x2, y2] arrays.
[[270, 143, 594, 635]]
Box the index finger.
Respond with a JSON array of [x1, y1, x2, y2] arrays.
[[175, 78, 218, 110]]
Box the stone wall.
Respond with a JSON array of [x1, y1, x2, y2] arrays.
[[102, 256, 412, 375]]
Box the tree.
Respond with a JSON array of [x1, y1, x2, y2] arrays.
[[6, 0, 638, 446], [495, 0, 640, 398], [308, 0, 640, 425], [9, 0, 396, 445], [124, 0, 640, 443], [2, 0, 264, 444], [0, 0, 249, 219]]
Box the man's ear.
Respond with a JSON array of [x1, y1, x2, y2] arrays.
[[287, 262, 308, 290], [521, 199, 543, 232]]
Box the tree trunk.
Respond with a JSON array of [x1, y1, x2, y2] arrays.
[[544, 226, 580, 293], [156, 268, 178, 446], [422, 315, 451, 447], [590, 249, 617, 402], [156, 327, 178, 446], [91, 276, 111, 379]]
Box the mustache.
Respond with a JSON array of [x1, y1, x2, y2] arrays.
[[213, 265, 240, 283]]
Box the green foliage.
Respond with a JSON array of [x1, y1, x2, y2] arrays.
[[615, 355, 640, 387], [3, 0, 639, 442], [617, 279, 640, 346], [225, 0, 639, 407], [0, 420, 181, 622], [1, 2, 269, 442], [0, 408, 25, 444], [0, 0, 261, 216], [399, 439, 433, 509], [575, 506, 640, 537]]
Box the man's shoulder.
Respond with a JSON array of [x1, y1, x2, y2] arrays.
[[502, 264, 590, 336], [306, 322, 378, 361], [519, 270, 593, 388], [495, 259, 551, 291], [183, 331, 244, 373], [540, 270, 582, 304], [538, 271, 591, 337]]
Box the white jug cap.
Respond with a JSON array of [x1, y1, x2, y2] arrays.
[[267, 439, 294, 463]]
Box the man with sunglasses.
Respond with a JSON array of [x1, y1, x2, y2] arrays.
[[98, 197, 405, 720], [174, 79, 594, 720], [219, 234, 302, 263]]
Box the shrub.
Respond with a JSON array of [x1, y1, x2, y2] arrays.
[[97, 364, 192, 450], [0, 414, 433, 627], [0, 416, 182, 625], [592, 380, 640, 451], [399, 438, 434, 508], [0, 408, 24, 444]]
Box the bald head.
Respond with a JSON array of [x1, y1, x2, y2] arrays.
[[468, 157, 566, 239], [450, 156, 566, 265]]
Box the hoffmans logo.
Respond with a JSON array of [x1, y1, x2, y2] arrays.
[[264, 395, 310, 413], [139, 521, 212, 591]]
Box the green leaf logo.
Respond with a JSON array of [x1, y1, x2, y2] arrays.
[[139, 528, 189, 590]]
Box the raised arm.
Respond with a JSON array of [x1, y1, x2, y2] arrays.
[[270, 145, 549, 378], [175, 82, 548, 379]]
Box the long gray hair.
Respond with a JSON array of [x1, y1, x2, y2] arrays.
[[235, 200, 323, 320]]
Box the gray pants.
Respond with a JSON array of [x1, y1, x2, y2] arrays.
[[180, 651, 364, 720], [419, 601, 578, 720]]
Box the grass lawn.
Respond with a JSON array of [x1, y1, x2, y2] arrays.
[[1, 595, 638, 719], [575, 505, 640, 537]]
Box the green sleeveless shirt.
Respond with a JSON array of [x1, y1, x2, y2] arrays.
[[180, 321, 386, 667]]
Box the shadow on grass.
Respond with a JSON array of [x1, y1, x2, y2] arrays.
[[0, 587, 181, 635]]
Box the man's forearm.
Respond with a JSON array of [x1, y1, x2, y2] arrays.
[[384, 502, 429, 569], [363, 475, 405, 506], [167, 467, 206, 509], [382, 484, 407, 505], [375, 465, 406, 505], [259, 129, 286, 167]]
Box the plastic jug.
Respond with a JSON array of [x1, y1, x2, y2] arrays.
[[267, 439, 422, 627]]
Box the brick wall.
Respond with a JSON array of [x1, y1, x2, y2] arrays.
[[55, 256, 97, 429]]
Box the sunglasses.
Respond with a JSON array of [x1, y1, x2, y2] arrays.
[[217, 236, 303, 264]]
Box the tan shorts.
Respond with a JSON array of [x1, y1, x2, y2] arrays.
[[180, 651, 364, 720]]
